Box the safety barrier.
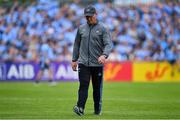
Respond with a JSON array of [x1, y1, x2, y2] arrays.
[[0, 61, 179, 82]]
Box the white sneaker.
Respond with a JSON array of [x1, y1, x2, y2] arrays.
[[49, 81, 57, 86]]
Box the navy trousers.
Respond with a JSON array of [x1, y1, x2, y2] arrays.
[[77, 64, 103, 112]]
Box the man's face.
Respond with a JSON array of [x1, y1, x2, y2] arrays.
[[85, 14, 97, 24]]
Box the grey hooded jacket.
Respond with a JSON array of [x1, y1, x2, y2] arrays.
[[72, 21, 113, 66]]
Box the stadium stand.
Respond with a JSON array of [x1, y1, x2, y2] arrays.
[[0, 0, 179, 62]]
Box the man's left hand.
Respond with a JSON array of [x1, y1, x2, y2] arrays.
[[98, 55, 106, 64]]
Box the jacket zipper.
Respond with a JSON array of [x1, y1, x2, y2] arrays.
[[88, 26, 92, 66]]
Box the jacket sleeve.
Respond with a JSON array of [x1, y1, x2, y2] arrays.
[[72, 28, 81, 62], [102, 27, 113, 58]]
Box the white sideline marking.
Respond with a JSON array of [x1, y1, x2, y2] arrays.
[[0, 97, 180, 103]]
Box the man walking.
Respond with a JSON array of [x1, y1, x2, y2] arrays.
[[72, 5, 113, 116]]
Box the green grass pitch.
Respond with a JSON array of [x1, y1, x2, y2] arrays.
[[0, 82, 180, 119]]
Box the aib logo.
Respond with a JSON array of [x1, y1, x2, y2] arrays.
[[0, 64, 6, 80]]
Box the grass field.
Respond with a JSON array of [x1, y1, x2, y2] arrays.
[[0, 82, 180, 119]]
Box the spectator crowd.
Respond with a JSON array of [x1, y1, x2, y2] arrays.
[[0, 0, 179, 62]]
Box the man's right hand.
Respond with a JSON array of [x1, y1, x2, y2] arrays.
[[71, 61, 78, 71]]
